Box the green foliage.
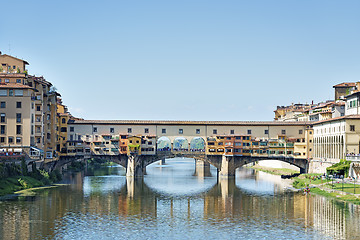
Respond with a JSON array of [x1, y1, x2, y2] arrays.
[[293, 180, 305, 188], [327, 159, 351, 177], [18, 178, 29, 189], [21, 159, 28, 176], [16, 67, 20, 73]]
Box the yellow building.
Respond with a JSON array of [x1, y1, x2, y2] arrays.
[[56, 98, 70, 157]]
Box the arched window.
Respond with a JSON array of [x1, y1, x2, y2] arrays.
[[62, 118, 66, 124]]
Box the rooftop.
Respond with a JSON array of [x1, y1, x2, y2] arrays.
[[313, 114, 360, 125], [333, 82, 356, 88], [70, 119, 311, 126], [0, 83, 35, 90]]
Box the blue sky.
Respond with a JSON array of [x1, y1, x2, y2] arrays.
[[1, 0, 360, 121]]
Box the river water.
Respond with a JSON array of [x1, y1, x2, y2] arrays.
[[0, 158, 360, 240]]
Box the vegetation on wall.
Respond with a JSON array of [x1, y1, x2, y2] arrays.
[[326, 159, 351, 177]]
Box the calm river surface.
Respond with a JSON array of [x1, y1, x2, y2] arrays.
[[1, 158, 360, 240]]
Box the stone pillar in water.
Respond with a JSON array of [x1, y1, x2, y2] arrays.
[[219, 155, 236, 177], [126, 155, 145, 177], [159, 157, 166, 165], [195, 159, 211, 177]]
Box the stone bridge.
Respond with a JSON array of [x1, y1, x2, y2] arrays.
[[55, 151, 308, 177]]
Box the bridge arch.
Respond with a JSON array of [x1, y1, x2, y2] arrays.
[[190, 137, 205, 152], [157, 136, 171, 151], [173, 137, 189, 151]]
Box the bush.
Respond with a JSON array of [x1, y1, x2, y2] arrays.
[[293, 180, 305, 188]]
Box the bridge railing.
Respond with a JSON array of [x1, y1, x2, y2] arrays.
[[346, 156, 360, 162]]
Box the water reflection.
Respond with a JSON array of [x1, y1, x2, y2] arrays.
[[0, 158, 359, 239]]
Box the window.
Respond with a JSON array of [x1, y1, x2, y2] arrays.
[[0, 137, 4, 143], [230, 130, 234, 134], [247, 129, 251, 135], [13, 66, 16, 70], [61, 127, 67, 132], [281, 129, 286, 135], [196, 129, 200, 134], [93, 127, 97, 132], [5, 79, 9, 83], [0, 102, 5, 108], [37, 138, 40, 143], [16, 102, 21, 108], [213, 129, 217, 134], [0, 90, 7, 96], [16, 113, 21, 123], [9, 89, 13, 96], [36, 106, 41, 111], [144, 128, 149, 133], [264, 129, 269, 134], [179, 129, 183, 134], [16, 125, 21, 135], [16, 137, 21, 144], [62, 118, 66, 124], [8, 137, 13, 144], [299, 130, 303, 134], [14, 90, 23, 96], [0, 113, 5, 123], [162, 128, 166, 134], [0, 125, 5, 134], [128, 128, 132, 133], [110, 128, 114, 133], [350, 125, 355, 132], [70, 135, 73, 141], [16, 79, 21, 83]]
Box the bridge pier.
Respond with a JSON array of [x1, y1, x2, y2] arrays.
[[159, 157, 166, 165], [194, 159, 211, 177], [219, 155, 236, 178], [126, 155, 145, 177]]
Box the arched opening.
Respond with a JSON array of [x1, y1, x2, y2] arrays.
[[173, 137, 189, 151], [157, 136, 171, 151], [190, 137, 205, 152]]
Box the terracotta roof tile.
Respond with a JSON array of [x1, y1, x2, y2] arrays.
[[333, 82, 356, 88], [0, 83, 34, 89], [70, 119, 310, 126]]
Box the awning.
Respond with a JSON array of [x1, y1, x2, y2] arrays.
[[14, 149, 23, 153]]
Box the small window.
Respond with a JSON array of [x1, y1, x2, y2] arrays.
[[0, 125, 5, 134], [230, 130, 234, 134], [128, 128, 132, 133], [144, 128, 149, 133], [36, 106, 41, 111], [264, 129, 269, 134], [196, 129, 200, 134], [16, 125, 22, 135], [179, 129, 183, 134], [93, 127, 97, 132], [0, 113, 5, 123], [247, 129, 251, 135], [70, 127, 74, 132], [16, 79, 21, 83], [110, 128, 114, 133], [0, 137, 4, 143], [62, 118, 66, 124], [281, 129, 286, 135], [0, 102, 5, 108], [213, 129, 217, 134], [14, 90, 23, 96], [0, 90, 7, 96], [162, 129, 166, 134], [5, 79, 9, 83], [16, 102, 21, 108], [350, 125, 355, 132], [9, 89, 13, 96], [299, 130, 303, 134], [16, 113, 21, 123], [8, 137, 13, 143]]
